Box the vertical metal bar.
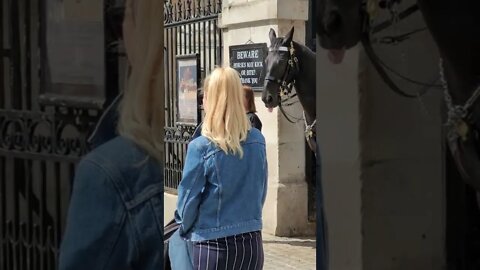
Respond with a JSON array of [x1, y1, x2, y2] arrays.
[[39, 161, 46, 270], [165, 28, 170, 126], [45, 226, 50, 270], [170, 27, 175, 189], [54, 162, 61, 252], [29, 0, 39, 112], [12, 158, 20, 269], [196, 21, 200, 63], [0, 156, 5, 270], [4, 158, 12, 270], [165, 28, 170, 189], [168, 27, 173, 126], [169, 26, 174, 188], [33, 224, 39, 270], [9, 0, 21, 109], [177, 22, 184, 187], [202, 20, 206, 74], [19, 222, 25, 270], [207, 20, 212, 72], [26, 159, 33, 270], [169, 27, 174, 189], [213, 19, 217, 66], [192, 21, 196, 56], [188, 16, 192, 54], [24, 0, 31, 110], [183, 24, 187, 55], [218, 19, 223, 66], [0, 0, 5, 110], [6, 221, 11, 270], [38, 0, 46, 113]]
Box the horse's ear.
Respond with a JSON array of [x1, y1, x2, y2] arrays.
[[283, 26, 294, 44], [269, 28, 277, 43]]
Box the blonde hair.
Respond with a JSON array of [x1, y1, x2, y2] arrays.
[[117, 0, 164, 163], [201, 67, 250, 157]]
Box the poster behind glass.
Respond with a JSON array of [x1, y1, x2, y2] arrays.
[[43, 0, 105, 106], [176, 55, 200, 125]]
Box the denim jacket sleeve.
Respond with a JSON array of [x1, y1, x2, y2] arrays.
[[174, 141, 206, 237], [262, 146, 268, 205], [59, 159, 129, 270]]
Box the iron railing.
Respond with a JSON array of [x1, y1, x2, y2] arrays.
[[163, 0, 222, 192], [0, 0, 123, 269]]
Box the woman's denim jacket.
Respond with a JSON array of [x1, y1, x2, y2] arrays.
[[175, 128, 268, 242], [58, 94, 164, 270]]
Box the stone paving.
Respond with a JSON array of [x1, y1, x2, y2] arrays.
[[262, 232, 316, 270]]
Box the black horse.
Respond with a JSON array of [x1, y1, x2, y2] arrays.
[[316, 0, 480, 192], [262, 27, 317, 154], [261, 27, 329, 270]]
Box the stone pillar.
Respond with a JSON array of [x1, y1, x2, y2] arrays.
[[317, 4, 445, 268], [219, 0, 314, 236]]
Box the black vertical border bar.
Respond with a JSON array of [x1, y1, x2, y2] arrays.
[[316, 25, 328, 270]]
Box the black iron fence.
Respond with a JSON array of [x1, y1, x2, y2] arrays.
[[163, 0, 222, 192], [0, 0, 123, 269]]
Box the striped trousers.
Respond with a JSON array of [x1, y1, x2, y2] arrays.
[[192, 231, 264, 270]]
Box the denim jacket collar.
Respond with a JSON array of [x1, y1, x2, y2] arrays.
[[88, 94, 123, 149]]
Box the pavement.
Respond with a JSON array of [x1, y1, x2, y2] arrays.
[[262, 232, 316, 270]]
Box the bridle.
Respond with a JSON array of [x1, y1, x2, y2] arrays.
[[265, 42, 299, 102], [360, 0, 441, 98], [265, 41, 317, 154], [361, 0, 480, 180]]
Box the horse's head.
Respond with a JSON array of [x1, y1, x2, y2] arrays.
[[262, 27, 296, 109], [317, 0, 365, 64]]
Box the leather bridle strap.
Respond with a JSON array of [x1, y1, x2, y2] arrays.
[[265, 43, 299, 97], [370, 4, 420, 34], [361, 33, 422, 98]]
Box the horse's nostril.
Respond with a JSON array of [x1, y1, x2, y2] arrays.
[[324, 10, 342, 35], [266, 95, 273, 104]]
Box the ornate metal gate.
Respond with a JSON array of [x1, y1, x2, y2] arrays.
[[163, 0, 222, 193], [0, 0, 123, 269]]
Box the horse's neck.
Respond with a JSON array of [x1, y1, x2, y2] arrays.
[[418, 0, 480, 103], [292, 42, 316, 124]]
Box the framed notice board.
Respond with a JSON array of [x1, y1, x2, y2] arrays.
[[40, 0, 106, 108], [229, 43, 268, 92], [176, 54, 200, 126]]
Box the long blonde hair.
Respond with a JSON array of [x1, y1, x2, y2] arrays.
[[117, 0, 164, 163], [201, 67, 250, 157]]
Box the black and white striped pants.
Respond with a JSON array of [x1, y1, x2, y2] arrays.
[[192, 231, 264, 270]]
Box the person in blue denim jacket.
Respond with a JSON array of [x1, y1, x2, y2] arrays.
[[171, 67, 268, 270], [58, 1, 165, 269]]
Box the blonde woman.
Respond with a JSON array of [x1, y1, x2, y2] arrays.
[[173, 67, 268, 270], [59, 0, 164, 269]]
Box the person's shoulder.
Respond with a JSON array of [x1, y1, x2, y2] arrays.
[[188, 135, 211, 152], [247, 128, 265, 144], [81, 136, 162, 201], [86, 136, 137, 163], [82, 136, 158, 178]]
